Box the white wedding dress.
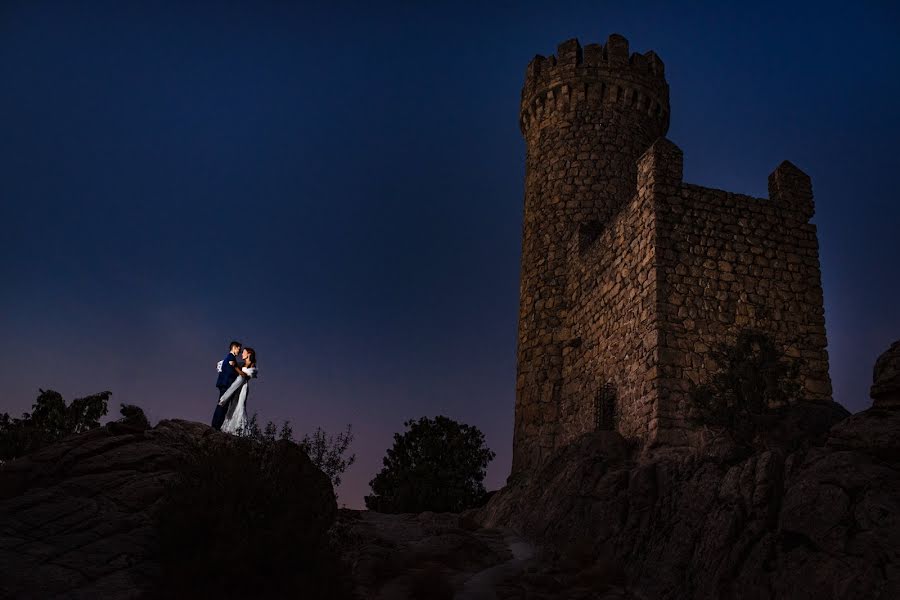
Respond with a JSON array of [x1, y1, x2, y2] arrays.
[[219, 366, 257, 435]]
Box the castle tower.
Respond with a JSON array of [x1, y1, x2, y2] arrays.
[[514, 33, 832, 476], [514, 34, 670, 473]]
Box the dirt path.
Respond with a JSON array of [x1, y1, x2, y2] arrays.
[[455, 529, 536, 600]]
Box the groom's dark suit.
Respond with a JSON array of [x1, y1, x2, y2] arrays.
[[211, 350, 239, 430]]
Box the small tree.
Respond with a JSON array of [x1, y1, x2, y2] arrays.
[[690, 329, 803, 445], [279, 421, 294, 441], [365, 416, 495, 513], [0, 389, 111, 460], [239, 414, 356, 489], [299, 425, 356, 488]]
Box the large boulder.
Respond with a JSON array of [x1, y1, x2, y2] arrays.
[[479, 401, 900, 598], [0, 419, 337, 599]]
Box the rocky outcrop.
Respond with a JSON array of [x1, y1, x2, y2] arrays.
[[334, 509, 515, 599], [872, 341, 900, 408], [479, 351, 900, 599], [0, 419, 336, 599], [4, 343, 898, 599], [335, 507, 642, 599]]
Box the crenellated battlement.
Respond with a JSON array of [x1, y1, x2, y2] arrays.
[[520, 34, 670, 135]]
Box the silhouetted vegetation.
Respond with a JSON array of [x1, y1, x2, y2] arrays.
[[690, 329, 803, 445], [237, 414, 356, 489], [239, 413, 293, 443], [153, 433, 351, 599], [0, 389, 111, 460], [118, 403, 150, 428], [365, 416, 495, 513], [299, 425, 356, 488]]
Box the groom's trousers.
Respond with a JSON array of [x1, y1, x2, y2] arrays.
[[211, 385, 229, 430]]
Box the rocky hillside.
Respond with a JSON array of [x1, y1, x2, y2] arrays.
[[1, 342, 897, 599], [0, 419, 337, 599], [477, 341, 900, 599]]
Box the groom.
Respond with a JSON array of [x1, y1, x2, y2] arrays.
[[212, 340, 243, 430]]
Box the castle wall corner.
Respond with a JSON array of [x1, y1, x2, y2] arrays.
[[653, 179, 833, 427], [768, 160, 815, 221], [562, 189, 662, 447], [637, 137, 684, 198]]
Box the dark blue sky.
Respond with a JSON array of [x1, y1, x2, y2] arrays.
[[3, 1, 898, 507]]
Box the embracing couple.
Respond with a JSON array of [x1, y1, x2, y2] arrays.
[[211, 340, 258, 434]]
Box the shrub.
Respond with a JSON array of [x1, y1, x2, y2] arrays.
[[365, 416, 495, 513], [299, 425, 356, 488], [239, 414, 356, 489], [690, 329, 803, 446]]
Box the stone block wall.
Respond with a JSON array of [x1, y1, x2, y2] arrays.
[[652, 153, 832, 442], [561, 184, 660, 447], [557, 139, 832, 453]]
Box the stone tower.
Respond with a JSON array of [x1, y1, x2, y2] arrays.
[[514, 34, 831, 474], [515, 34, 670, 473]]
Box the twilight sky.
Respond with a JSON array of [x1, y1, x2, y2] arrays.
[[2, 0, 899, 507]]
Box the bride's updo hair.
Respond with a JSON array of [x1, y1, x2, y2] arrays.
[[244, 347, 257, 368]]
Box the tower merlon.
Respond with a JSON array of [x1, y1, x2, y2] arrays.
[[605, 33, 629, 64], [556, 38, 583, 68], [643, 51, 665, 76], [637, 137, 684, 197], [768, 160, 815, 220]]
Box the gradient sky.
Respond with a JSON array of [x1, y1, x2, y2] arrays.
[[3, 0, 899, 508]]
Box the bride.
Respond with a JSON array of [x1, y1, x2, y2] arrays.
[[218, 347, 257, 435]]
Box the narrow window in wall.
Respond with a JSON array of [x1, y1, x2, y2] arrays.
[[578, 220, 605, 255], [594, 383, 617, 431]]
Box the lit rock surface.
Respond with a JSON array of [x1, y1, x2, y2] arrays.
[[0, 419, 335, 599], [479, 401, 900, 599]]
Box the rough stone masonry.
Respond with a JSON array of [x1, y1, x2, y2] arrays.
[[513, 34, 832, 474]]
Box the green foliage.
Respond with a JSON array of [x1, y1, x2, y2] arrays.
[[365, 416, 496, 514], [690, 329, 803, 445], [299, 425, 356, 488], [0, 389, 111, 460], [153, 435, 351, 599], [118, 403, 150, 429]]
